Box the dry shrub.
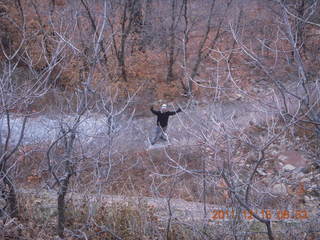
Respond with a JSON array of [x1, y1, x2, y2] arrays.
[[16, 192, 164, 239], [3, 190, 317, 239]]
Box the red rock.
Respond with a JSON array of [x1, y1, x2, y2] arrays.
[[278, 150, 307, 168]]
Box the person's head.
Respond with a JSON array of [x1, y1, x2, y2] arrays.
[[160, 104, 167, 112]]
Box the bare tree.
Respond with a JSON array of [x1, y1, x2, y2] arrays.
[[42, 3, 140, 236], [180, 0, 233, 96], [145, 1, 320, 239], [46, 92, 87, 237], [202, 1, 320, 239], [0, 1, 61, 218], [166, 0, 181, 83], [109, 0, 141, 82], [79, 0, 110, 66]]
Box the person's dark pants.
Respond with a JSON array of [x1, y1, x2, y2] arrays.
[[151, 126, 167, 145]]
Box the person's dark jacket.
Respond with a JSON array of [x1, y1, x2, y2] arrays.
[[151, 106, 181, 128]]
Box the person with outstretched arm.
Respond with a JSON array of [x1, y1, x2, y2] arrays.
[[150, 104, 182, 145]]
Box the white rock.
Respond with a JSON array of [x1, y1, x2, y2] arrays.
[[279, 155, 288, 161], [272, 183, 287, 195], [282, 164, 296, 171], [304, 195, 314, 202], [296, 172, 305, 178], [257, 168, 268, 176], [300, 177, 310, 182]]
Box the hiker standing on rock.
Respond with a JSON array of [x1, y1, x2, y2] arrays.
[[150, 104, 182, 145]]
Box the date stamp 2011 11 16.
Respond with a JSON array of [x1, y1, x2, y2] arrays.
[[211, 209, 309, 221]]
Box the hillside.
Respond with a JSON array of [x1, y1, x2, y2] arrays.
[[0, 0, 320, 239]]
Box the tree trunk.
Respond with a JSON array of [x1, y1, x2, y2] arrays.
[[118, 51, 128, 82], [117, 1, 134, 82], [57, 177, 70, 238], [166, 0, 176, 83], [57, 130, 75, 238], [186, 0, 216, 96], [7, 180, 18, 218], [141, 0, 153, 51], [1, 170, 18, 218], [80, 0, 109, 65], [130, 0, 144, 53]]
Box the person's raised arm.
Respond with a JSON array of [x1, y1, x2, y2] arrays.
[[150, 106, 160, 115], [168, 107, 182, 115]]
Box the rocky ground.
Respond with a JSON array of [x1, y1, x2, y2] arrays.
[[1, 86, 319, 238]]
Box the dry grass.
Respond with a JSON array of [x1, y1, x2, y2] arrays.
[[1, 191, 317, 239]]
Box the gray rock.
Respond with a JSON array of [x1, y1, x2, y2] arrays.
[[282, 164, 296, 171], [272, 183, 287, 195], [301, 165, 312, 174], [296, 172, 305, 178], [257, 168, 268, 176], [278, 155, 288, 161]]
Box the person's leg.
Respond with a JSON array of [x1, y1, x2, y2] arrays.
[[151, 126, 162, 145], [160, 126, 168, 141]]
